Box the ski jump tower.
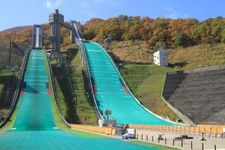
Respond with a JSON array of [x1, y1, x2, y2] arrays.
[[31, 9, 83, 66], [49, 9, 64, 65]]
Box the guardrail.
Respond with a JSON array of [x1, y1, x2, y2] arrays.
[[0, 49, 31, 128]]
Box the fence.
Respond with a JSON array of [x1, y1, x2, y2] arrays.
[[71, 124, 116, 135], [129, 124, 225, 150], [135, 132, 220, 150], [129, 124, 225, 138]]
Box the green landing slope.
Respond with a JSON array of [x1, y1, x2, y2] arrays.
[[83, 41, 177, 125], [13, 50, 55, 131]]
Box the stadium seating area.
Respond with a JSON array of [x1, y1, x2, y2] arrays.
[[163, 66, 225, 124]]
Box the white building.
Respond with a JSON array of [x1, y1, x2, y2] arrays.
[[153, 50, 168, 66]]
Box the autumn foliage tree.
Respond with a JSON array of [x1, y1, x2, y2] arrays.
[[172, 32, 189, 47]]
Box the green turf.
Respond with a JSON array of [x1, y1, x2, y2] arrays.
[[12, 49, 55, 131]]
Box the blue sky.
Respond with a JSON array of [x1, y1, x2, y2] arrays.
[[0, 0, 225, 31]]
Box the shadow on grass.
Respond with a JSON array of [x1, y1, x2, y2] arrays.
[[54, 46, 98, 124], [52, 47, 81, 123], [62, 47, 78, 63], [169, 61, 187, 69], [82, 70, 95, 108], [52, 66, 80, 124]]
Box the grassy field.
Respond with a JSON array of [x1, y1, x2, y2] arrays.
[[52, 66, 78, 123], [120, 64, 179, 121], [53, 45, 97, 125], [69, 47, 97, 124], [110, 40, 153, 63], [111, 41, 225, 70], [169, 43, 225, 70]]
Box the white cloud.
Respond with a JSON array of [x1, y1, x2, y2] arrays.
[[165, 7, 190, 19], [45, 0, 64, 10], [166, 7, 179, 18]]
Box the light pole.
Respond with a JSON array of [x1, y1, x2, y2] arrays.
[[104, 109, 111, 120]]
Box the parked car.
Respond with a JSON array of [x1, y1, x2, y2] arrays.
[[122, 132, 135, 139]]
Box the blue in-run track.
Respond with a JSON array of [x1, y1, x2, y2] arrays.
[[0, 49, 159, 150], [83, 41, 177, 125]]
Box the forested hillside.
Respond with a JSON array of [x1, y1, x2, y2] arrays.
[[81, 16, 225, 49], [2, 15, 225, 52]]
